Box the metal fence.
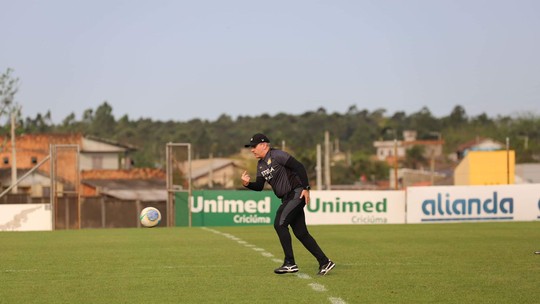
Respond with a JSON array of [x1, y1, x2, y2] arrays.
[[0, 195, 167, 229]]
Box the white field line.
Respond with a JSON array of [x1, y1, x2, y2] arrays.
[[2, 269, 38, 273], [309, 283, 327, 292], [329, 297, 348, 304], [296, 273, 312, 280], [341, 262, 433, 266], [201, 227, 347, 304], [162, 265, 232, 269]]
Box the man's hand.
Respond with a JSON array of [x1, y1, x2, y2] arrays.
[[241, 171, 251, 187], [300, 189, 310, 204]]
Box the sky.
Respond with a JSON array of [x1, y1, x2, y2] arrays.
[[1, 0, 539, 124]]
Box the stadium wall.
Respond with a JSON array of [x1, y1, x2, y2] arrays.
[[1, 184, 539, 230], [177, 185, 539, 226]]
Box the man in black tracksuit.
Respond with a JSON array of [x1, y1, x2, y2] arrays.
[[241, 133, 335, 275]]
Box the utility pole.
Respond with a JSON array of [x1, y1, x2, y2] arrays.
[[324, 131, 331, 190], [506, 137, 510, 184], [11, 112, 17, 193], [430, 150, 435, 185], [208, 152, 213, 188], [316, 144, 322, 190], [393, 138, 398, 190]]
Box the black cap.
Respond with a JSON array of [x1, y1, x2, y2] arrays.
[[244, 133, 270, 147]]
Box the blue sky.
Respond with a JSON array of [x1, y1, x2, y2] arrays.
[[1, 0, 539, 123]]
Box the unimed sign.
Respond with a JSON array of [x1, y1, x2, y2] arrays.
[[177, 190, 280, 227], [176, 190, 407, 226], [407, 184, 540, 223], [306, 191, 406, 225]]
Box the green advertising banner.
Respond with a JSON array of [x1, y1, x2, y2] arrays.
[[176, 190, 280, 227], [175, 191, 189, 226]]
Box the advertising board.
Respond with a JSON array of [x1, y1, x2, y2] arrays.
[[306, 190, 406, 225], [180, 190, 279, 227], [407, 184, 540, 223], [176, 190, 406, 226]]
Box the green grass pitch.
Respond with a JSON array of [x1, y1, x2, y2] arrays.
[[1, 222, 539, 303]]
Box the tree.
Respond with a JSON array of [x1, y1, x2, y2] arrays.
[[404, 145, 427, 169], [445, 105, 468, 126], [406, 107, 441, 136], [351, 152, 389, 181], [0, 68, 21, 124], [471, 113, 492, 126], [92, 101, 116, 137], [62, 112, 77, 128], [23, 111, 52, 133]]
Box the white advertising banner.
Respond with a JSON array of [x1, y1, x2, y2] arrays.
[[305, 190, 406, 225], [0, 204, 52, 231], [407, 184, 540, 223]]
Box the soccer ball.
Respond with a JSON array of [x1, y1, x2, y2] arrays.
[[140, 207, 162, 228]]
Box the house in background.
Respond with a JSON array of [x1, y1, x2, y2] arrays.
[[373, 130, 444, 165], [374, 130, 447, 189], [81, 168, 166, 201], [514, 163, 540, 184], [0, 133, 136, 171], [0, 168, 63, 203], [451, 136, 513, 185], [389, 168, 449, 189], [454, 150, 515, 185], [0, 133, 137, 198], [183, 158, 245, 189], [452, 137, 505, 161], [79, 135, 136, 170]]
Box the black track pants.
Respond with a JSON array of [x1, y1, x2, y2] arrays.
[[274, 188, 328, 266]]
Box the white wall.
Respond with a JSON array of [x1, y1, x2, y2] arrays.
[[0, 204, 52, 231], [80, 153, 119, 170]]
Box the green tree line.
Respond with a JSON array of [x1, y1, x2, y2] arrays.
[[12, 101, 539, 182], [2, 68, 538, 185]]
